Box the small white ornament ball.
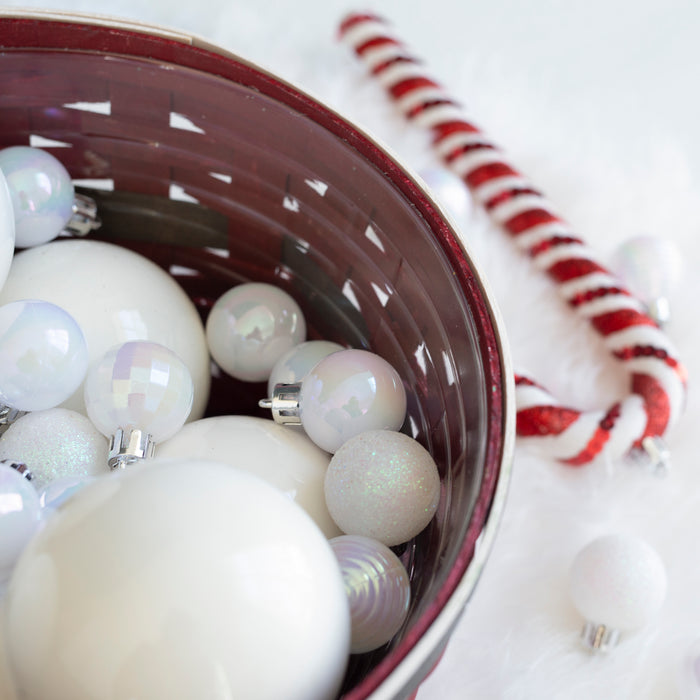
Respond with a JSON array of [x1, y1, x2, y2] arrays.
[[0, 300, 88, 412], [84, 341, 194, 443], [0, 167, 15, 290], [569, 534, 667, 636], [4, 458, 350, 700], [0, 239, 210, 419], [156, 415, 341, 537], [300, 349, 407, 453], [325, 430, 441, 546], [0, 408, 107, 490], [0, 145, 74, 248], [206, 282, 306, 382], [0, 464, 40, 582], [330, 534, 411, 654], [419, 166, 472, 223], [267, 340, 344, 398]]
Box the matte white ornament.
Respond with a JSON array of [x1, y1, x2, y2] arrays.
[[330, 534, 411, 653], [267, 340, 344, 398], [0, 168, 15, 291], [325, 429, 440, 546], [84, 341, 193, 469], [0, 408, 107, 490], [4, 458, 351, 700], [569, 533, 667, 651], [0, 239, 210, 419], [206, 282, 306, 382], [156, 415, 341, 537], [0, 463, 41, 582], [262, 349, 407, 453], [0, 300, 88, 413]]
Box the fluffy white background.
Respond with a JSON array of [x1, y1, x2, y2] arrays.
[[2, 1, 699, 698]]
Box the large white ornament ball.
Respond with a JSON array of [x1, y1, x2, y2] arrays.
[[4, 458, 350, 700], [206, 282, 306, 382], [569, 533, 667, 632], [0, 408, 107, 490], [156, 415, 341, 537], [325, 430, 441, 546], [0, 240, 210, 419]]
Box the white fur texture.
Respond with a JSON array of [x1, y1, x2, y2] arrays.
[[3, 1, 699, 698]]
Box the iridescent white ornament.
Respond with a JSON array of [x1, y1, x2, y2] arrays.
[[0, 145, 74, 248], [324, 429, 441, 546], [0, 463, 40, 582], [610, 234, 683, 325], [4, 458, 351, 700], [261, 349, 407, 453], [419, 166, 472, 223], [0, 167, 15, 290], [267, 340, 344, 398], [330, 534, 411, 653], [206, 282, 306, 382], [0, 239, 210, 419], [84, 341, 194, 469], [0, 300, 88, 414], [38, 475, 96, 512], [0, 408, 107, 489], [569, 533, 667, 651], [156, 415, 341, 538]]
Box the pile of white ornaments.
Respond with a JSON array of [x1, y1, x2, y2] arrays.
[[0, 145, 442, 700]]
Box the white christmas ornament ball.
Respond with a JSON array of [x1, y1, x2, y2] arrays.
[[267, 340, 344, 398], [0, 239, 210, 419], [0, 408, 107, 490], [0, 464, 40, 582], [156, 415, 341, 538], [0, 168, 15, 290], [569, 533, 667, 633], [206, 282, 306, 382], [4, 458, 350, 700], [325, 429, 441, 546]]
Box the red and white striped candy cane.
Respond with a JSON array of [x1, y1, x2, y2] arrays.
[[338, 12, 687, 468]]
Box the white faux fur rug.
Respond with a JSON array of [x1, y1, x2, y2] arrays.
[[3, 1, 700, 698]]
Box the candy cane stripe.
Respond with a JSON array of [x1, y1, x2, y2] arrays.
[[339, 12, 687, 466]]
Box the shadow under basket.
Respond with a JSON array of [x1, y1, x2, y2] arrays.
[[0, 12, 514, 700]]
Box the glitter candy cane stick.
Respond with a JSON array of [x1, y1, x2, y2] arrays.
[[338, 12, 687, 469]]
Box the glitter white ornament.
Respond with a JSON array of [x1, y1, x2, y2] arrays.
[[324, 429, 440, 546], [0, 463, 40, 582], [569, 533, 667, 651], [267, 340, 344, 398], [156, 415, 341, 538], [0, 408, 107, 489], [206, 282, 306, 382], [84, 341, 193, 469], [330, 534, 411, 653], [0, 300, 88, 413], [4, 458, 351, 700], [0, 145, 74, 248], [0, 239, 211, 419]]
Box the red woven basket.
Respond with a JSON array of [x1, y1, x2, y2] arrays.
[[0, 11, 514, 699]]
